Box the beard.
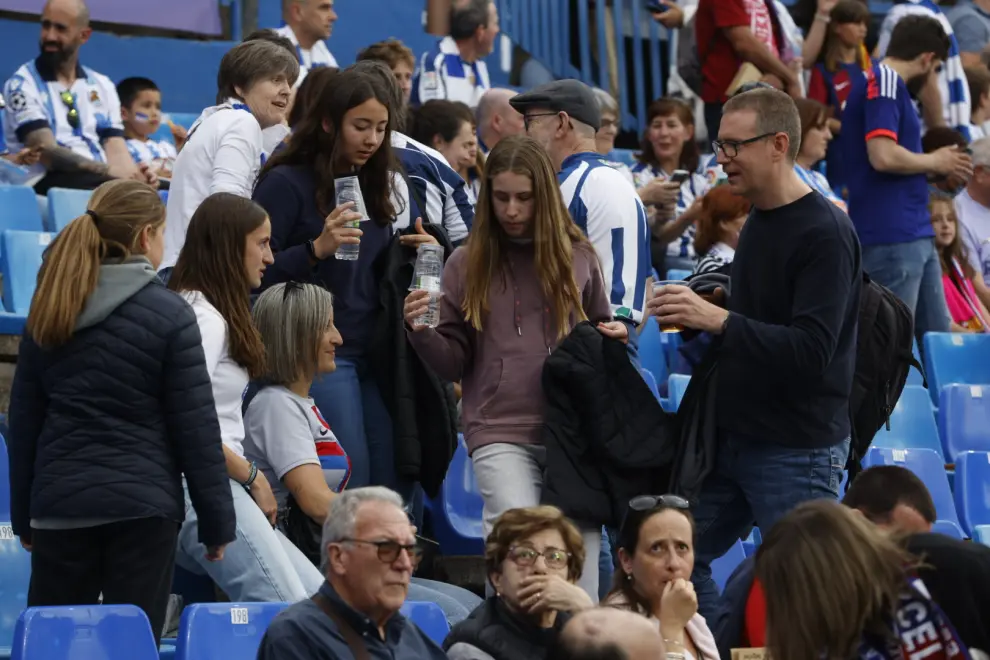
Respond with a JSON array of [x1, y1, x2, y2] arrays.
[[38, 41, 74, 69]]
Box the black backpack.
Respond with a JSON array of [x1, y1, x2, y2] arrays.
[[846, 272, 925, 485]]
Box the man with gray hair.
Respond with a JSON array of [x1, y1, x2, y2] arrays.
[[549, 608, 667, 660], [412, 0, 499, 108], [257, 487, 448, 659], [649, 87, 861, 619], [276, 0, 338, 87], [954, 136, 990, 310], [476, 87, 524, 154]]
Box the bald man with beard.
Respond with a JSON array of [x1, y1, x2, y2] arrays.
[[476, 88, 524, 154], [549, 608, 668, 660]]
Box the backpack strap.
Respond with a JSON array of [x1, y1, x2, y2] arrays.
[[312, 593, 372, 660]]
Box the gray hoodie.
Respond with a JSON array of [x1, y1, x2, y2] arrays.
[[74, 257, 161, 332]]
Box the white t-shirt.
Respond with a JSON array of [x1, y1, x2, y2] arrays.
[[954, 189, 990, 281], [179, 291, 249, 458], [162, 100, 264, 269], [275, 25, 338, 89], [243, 385, 351, 510]]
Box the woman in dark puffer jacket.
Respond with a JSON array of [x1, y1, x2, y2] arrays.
[[8, 179, 235, 645]]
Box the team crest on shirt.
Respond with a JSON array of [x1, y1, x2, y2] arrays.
[[422, 71, 438, 90], [89, 89, 100, 103]]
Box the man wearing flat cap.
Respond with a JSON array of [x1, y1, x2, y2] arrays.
[[511, 80, 651, 346]]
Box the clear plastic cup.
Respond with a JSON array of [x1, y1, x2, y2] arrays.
[[333, 176, 368, 261], [652, 279, 689, 333]]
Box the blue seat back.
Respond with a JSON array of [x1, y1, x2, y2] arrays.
[[923, 333, 990, 405], [638, 368, 661, 402], [907, 339, 925, 387], [47, 188, 92, 233], [954, 451, 990, 536], [399, 601, 450, 646], [638, 316, 668, 391], [939, 385, 990, 462], [0, 529, 31, 649], [665, 269, 691, 282], [709, 540, 746, 592], [0, 187, 43, 233], [174, 602, 288, 660], [863, 447, 959, 525], [931, 520, 966, 539], [1, 230, 51, 315], [871, 385, 942, 459], [0, 434, 9, 520], [12, 604, 158, 660], [433, 435, 484, 555], [668, 374, 690, 411]]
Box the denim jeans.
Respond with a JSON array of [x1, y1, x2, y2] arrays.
[[176, 479, 324, 603], [689, 432, 849, 620], [409, 578, 482, 625], [862, 237, 951, 345]]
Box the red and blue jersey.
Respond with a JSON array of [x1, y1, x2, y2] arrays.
[[311, 405, 350, 493]]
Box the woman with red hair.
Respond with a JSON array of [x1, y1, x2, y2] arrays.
[[692, 185, 752, 275]]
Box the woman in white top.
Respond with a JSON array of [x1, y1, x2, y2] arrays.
[[630, 98, 721, 273], [605, 495, 720, 660], [161, 39, 299, 272], [168, 192, 324, 603], [591, 87, 635, 186]]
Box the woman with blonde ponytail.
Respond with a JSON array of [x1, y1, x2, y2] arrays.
[[403, 135, 627, 601], [9, 179, 235, 645]]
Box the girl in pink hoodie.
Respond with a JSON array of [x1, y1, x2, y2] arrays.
[[404, 136, 627, 600]]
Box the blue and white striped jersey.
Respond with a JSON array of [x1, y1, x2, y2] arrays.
[[411, 37, 490, 108], [876, 0, 971, 141], [390, 132, 474, 243], [559, 152, 651, 322]]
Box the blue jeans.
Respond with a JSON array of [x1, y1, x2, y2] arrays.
[[862, 237, 950, 345], [689, 432, 849, 620], [409, 578, 482, 625]]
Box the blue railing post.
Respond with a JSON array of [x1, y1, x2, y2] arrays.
[[577, 0, 593, 84], [596, 0, 610, 94]]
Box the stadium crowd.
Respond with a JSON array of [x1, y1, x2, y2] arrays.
[[2, 0, 990, 657]]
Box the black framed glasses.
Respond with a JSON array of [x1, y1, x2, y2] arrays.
[[711, 132, 775, 159], [59, 90, 80, 130], [282, 280, 304, 302], [507, 545, 571, 570], [342, 537, 434, 566], [523, 112, 559, 131]]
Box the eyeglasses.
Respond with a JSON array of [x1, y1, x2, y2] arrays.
[[523, 112, 559, 131], [732, 81, 776, 97], [341, 537, 433, 566], [282, 280, 303, 302], [711, 132, 775, 159], [59, 90, 80, 130], [628, 494, 690, 513], [507, 545, 571, 570]]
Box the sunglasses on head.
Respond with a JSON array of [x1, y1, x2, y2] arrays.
[[618, 494, 690, 543]]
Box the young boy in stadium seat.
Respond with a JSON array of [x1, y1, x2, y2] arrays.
[[116, 77, 186, 179]]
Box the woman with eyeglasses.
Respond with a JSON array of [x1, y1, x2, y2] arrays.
[[605, 495, 719, 660], [444, 506, 593, 660], [591, 87, 634, 186], [168, 193, 325, 604]]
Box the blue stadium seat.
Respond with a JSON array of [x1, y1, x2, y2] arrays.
[[741, 528, 761, 557], [863, 447, 960, 526], [665, 269, 691, 282], [46, 188, 92, 233], [1, 230, 51, 315], [931, 520, 966, 540], [174, 603, 288, 660], [0, 435, 9, 521], [975, 525, 990, 547], [0, 187, 43, 234], [0, 527, 31, 652], [923, 332, 990, 406], [710, 540, 746, 592], [607, 149, 637, 167], [953, 451, 990, 537], [11, 605, 158, 660], [638, 368, 661, 403], [0, 313, 26, 336], [431, 435, 484, 556], [938, 385, 990, 462], [668, 374, 690, 411], [399, 601, 449, 646], [638, 317, 667, 394], [907, 339, 925, 387], [871, 385, 942, 459]]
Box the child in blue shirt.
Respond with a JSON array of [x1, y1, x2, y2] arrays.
[[116, 77, 185, 179]]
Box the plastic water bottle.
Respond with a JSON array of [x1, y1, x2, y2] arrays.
[[409, 244, 445, 328], [334, 176, 368, 261]]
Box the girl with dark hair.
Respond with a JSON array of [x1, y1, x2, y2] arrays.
[[10, 180, 234, 644], [253, 68, 437, 494], [630, 98, 721, 273], [931, 194, 990, 332], [168, 192, 321, 602], [604, 495, 718, 660]]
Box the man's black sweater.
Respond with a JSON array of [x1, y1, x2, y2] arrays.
[[716, 190, 862, 448]]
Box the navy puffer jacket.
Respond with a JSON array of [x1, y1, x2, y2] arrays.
[[8, 258, 235, 547]]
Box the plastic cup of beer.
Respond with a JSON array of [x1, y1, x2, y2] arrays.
[[652, 279, 689, 333]]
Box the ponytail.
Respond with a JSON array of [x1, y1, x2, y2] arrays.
[[24, 179, 165, 348]]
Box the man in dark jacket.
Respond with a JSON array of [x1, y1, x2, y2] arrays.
[[9, 257, 234, 643]]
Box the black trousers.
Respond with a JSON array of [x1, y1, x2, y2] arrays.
[[33, 170, 114, 195], [28, 517, 179, 646]]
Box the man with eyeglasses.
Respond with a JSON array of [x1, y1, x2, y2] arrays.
[[1, 0, 155, 194], [954, 137, 990, 310], [257, 487, 452, 659], [648, 86, 861, 620], [842, 15, 972, 343]]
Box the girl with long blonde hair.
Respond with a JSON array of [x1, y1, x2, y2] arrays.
[[403, 135, 627, 600]]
